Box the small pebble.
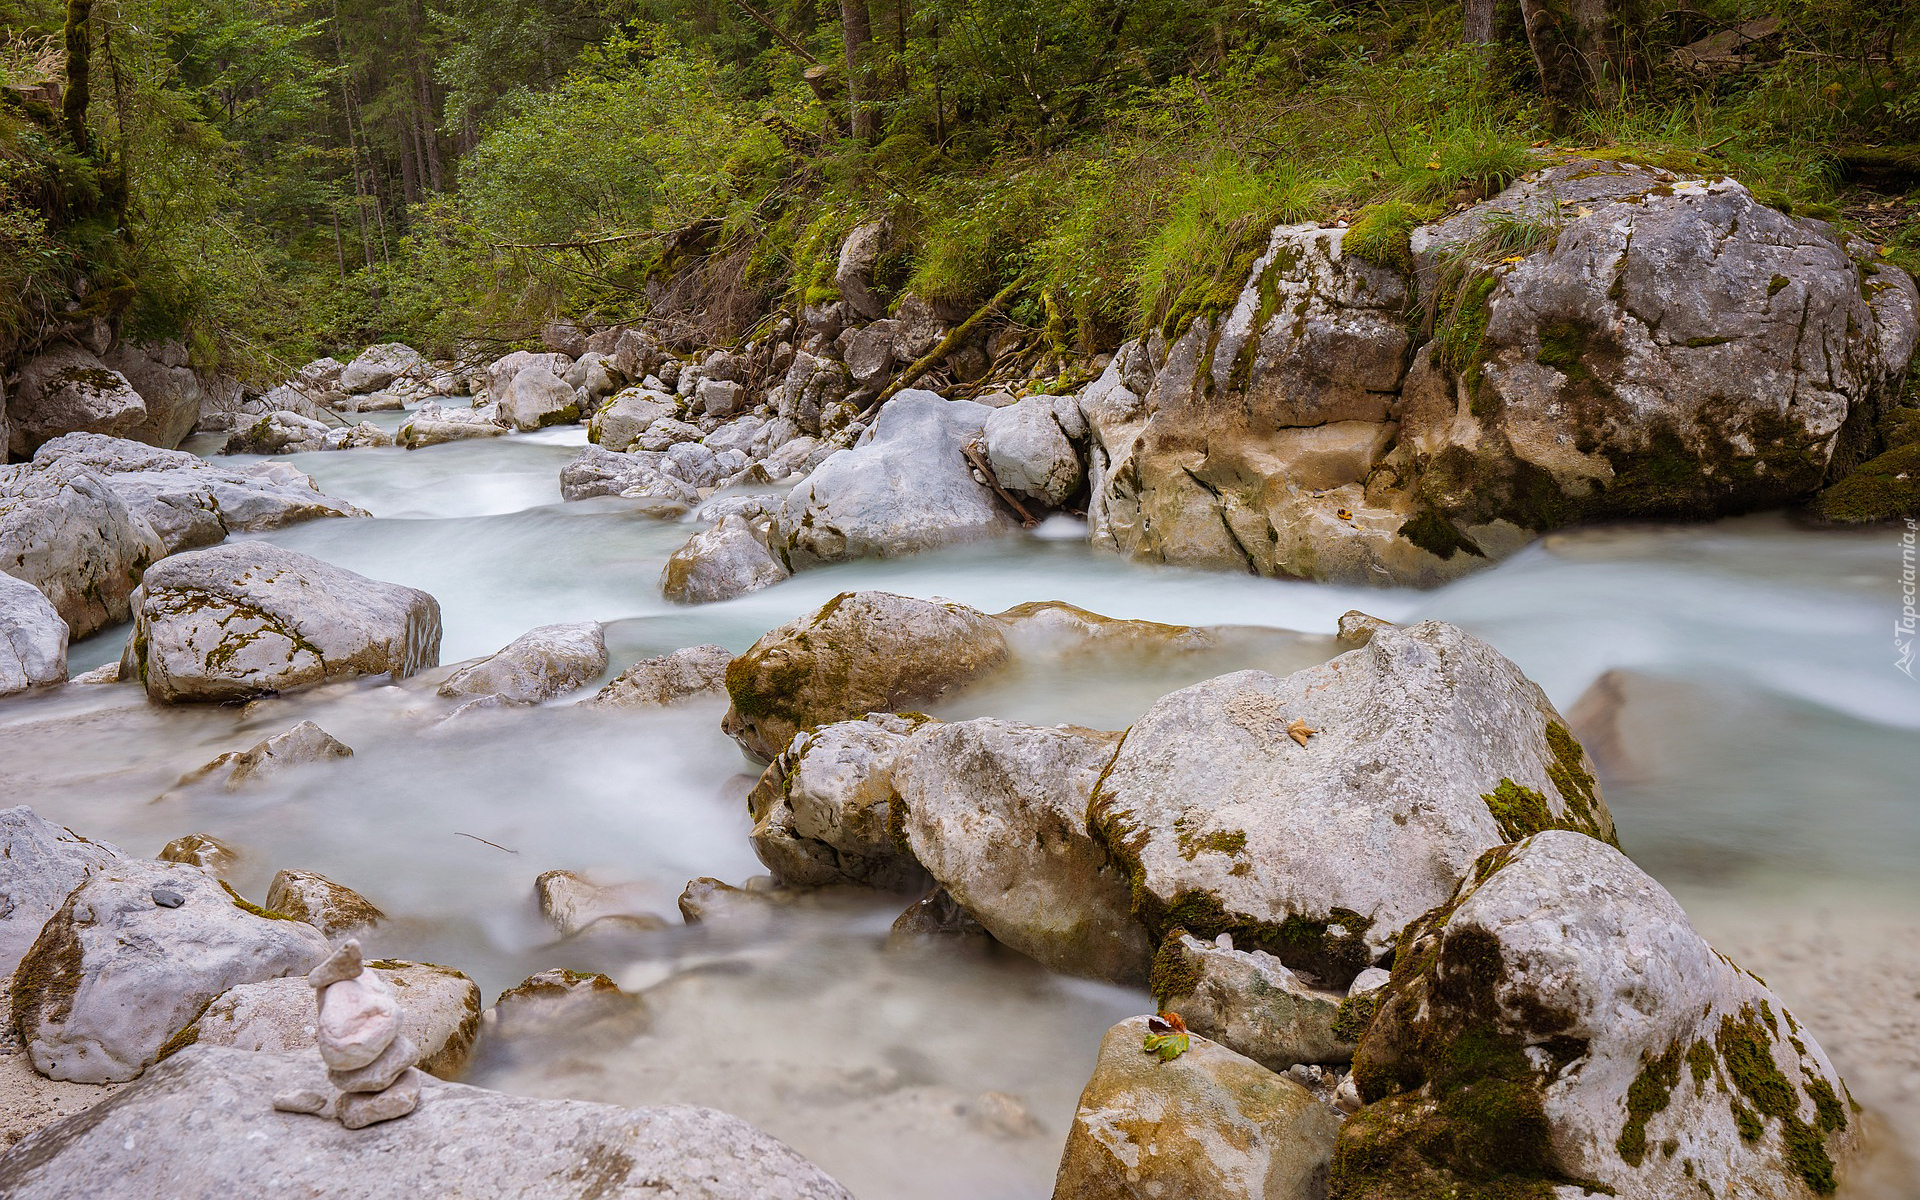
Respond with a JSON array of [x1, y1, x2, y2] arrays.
[[151, 888, 185, 909]]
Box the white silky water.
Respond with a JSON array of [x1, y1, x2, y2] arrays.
[[7, 426, 1917, 1198]]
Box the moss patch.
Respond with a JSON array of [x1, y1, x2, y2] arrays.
[[1813, 441, 1920, 524], [1482, 779, 1554, 843], [220, 880, 298, 922], [1399, 507, 1487, 560], [1617, 1043, 1684, 1165], [1344, 201, 1423, 276], [1149, 929, 1202, 1004], [1333, 990, 1382, 1045]]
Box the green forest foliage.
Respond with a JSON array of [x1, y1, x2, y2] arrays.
[[1, 0, 1917, 373]]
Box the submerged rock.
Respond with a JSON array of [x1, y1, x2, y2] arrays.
[[438, 622, 607, 705], [533, 870, 670, 937], [1053, 1015, 1342, 1200], [0, 457, 163, 638], [1088, 620, 1616, 986], [0, 1044, 856, 1198], [0, 572, 67, 696], [720, 590, 1010, 760], [123, 542, 441, 703], [397, 402, 508, 449], [1340, 830, 1859, 1200], [662, 514, 789, 604], [164, 720, 354, 794], [899, 719, 1145, 984], [155, 832, 239, 876], [584, 643, 734, 708], [775, 390, 1017, 567], [12, 860, 328, 1082]]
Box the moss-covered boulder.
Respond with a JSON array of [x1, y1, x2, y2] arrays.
[[1053, 1015, 1342, 1200], [898, 718, 1145, 984], [1150, 932, 1352, 1071], [721, 590, 1009, 760], [1813, 439, 1920, 523], [1338, 830, 1859, 1199], [13, 860, 328, 1082], [122, 542, 441, 703], [1089, 620, 1615, 989], [7, 344, 149, 459], [1087, 160, 1920, 587], [747, 714, 929, 891], [264, 869, 384, 938]]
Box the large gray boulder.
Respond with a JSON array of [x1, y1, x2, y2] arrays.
[[102, 340, 207, 449], [221, 409, 333, 455], [559, 447, 700, 506], [499, 367, 580, 431], [123, 543, 441, 703], [0, 807, 122, 978], [35, 433, 366, 554], [174, 961, 480, 1078], [983, 393, 1086, 509], [339, 343, 423, 394], [588, 387, 678, 451], [747, 714, 928, 891], [900, 719, 1145, 983], [397, 402, 509, 449], [0, 1045, 856, 1198], [1090, 162, 1920, 588], [720, 590, 1010, 760], [835, 220, 891, 320], [1341, 831, 1859, 1200], [12, 860, 329, 1082], [1089, 620, 1616, 986], [1053, 1016, 1341, 1200], [775, 390, 1017, 567], [7, 345, 148, 458], [484, 350, 572, 399], [0, 457, 162, 638], [662, 515, 789, 604], [438, 622, 607, 705], [584, 644, 733, 709], [0, 573, 66, 695]]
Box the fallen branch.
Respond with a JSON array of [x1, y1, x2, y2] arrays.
[[867, 270, 1034, 412], [728, 0, 819, 65], [962, 442, 1039, 527], [454, 831, 518, 854]]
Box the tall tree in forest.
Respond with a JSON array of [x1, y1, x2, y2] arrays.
[[1518, 0, 1624, 126], [62, 0, 91, 152], [841, 0, 876, 139]]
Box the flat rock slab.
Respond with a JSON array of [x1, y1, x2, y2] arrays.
[[0, 1045, 856, 1200]]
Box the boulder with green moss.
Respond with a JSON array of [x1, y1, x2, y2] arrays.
[[662, 514, 789, 604], [1339, 830, 1859, 1200], [898, 718, 1145, 984], [1814, 439, 1920, 523], [122, 542, 442, 703], [7, 344, 148, 458], [12, 859, 328, 1083], [721, 590, 1009, 760], [1150, 932, 1352, 1071], [1090, 620, 1615, 990], [1052, 1015, 1342, 1200], [264, 869, 385, 938], [747, 714, 929, 891]]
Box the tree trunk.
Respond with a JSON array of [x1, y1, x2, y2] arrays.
[[1519, 0, 1619, 128], [841, 0, 876, 140], [62, 0, 91, 153]]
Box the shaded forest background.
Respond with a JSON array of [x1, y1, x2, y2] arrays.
[[1, 0, 1916, 380]]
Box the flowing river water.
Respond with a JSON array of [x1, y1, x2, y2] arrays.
[[5, 419, 1918, 1198]]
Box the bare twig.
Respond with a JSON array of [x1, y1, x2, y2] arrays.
[[454, 832, 518, 854], [962, 443, 1039, 527]]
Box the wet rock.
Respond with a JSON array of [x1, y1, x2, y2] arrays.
[[0, 457, 163, 638], [35, 432, 367, 554], [1334, 609, 1395, 646], [498, 366, 580, 431], [339, 344, 423, 394], [676, 877, 790, 926], [1341, 830, 1859, 1200], [587, 387, 678, 451], [583, 643, 734, 708], [899, 719, 1143, 983], [438, 621, 607, 705], [397, 402, 508, 449], [11, 860, 328, 1082], [0, 1044, 856, 1198], [124, 543, 441, 703], [265, 869, 385, 938], [775, 390, 1018, 568], [534, 870, 669, 937], [323, 421, 395, 450], [748, 715, 929, 891], [155, 833, 239, 876], [886, 887, 994, 954], [720, 590, 1010, 760], [179, 959, 478, 1078], [662, 515, 789, 604], [491, 968, 648, 1041], [983, 393, 1085, 508], [0, 572, 66, 696], [222, 409, 334, 455], [0, 807, 123, 977], [1152, 933, 1351, 1070], [1088, 620, 1616, 986], [1053, 1015, 1342, 1200], [166, 720, 354, 795], [558, 446, 699, 506], [8, 344, 148, 458]]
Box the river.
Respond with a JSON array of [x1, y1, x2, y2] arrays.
[[5, 421, 1916, 1198]]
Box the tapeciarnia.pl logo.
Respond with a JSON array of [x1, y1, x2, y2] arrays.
[[1900, 518, 1917, 679]]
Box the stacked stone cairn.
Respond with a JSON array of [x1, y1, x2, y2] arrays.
[[270, 940, 425, 1129]]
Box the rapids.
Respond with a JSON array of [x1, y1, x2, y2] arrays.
[[7, 425, 1916, 1198]]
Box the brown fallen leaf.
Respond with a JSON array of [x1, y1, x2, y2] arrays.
[[1288, 719, 1317, 747]]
